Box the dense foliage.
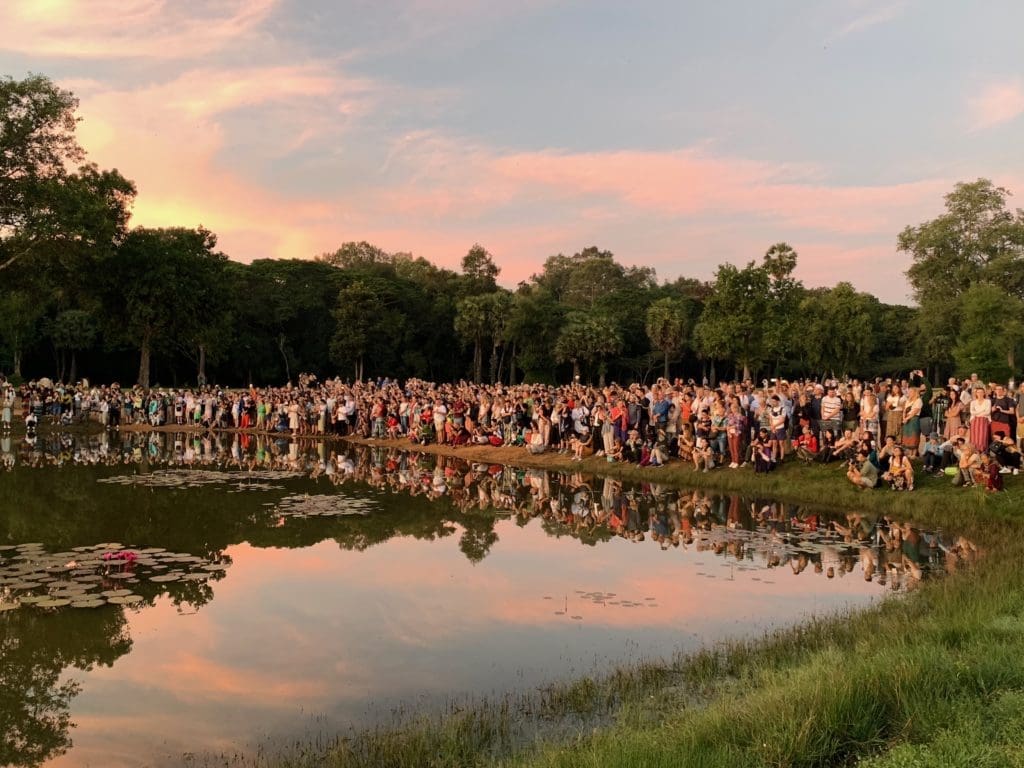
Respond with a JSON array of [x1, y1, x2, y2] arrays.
[[2, 74, 1023, 387]]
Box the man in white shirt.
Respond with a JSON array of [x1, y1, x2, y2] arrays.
[[820, 386, 843, 441]]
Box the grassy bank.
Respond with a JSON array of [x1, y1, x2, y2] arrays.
[[260, 440, 1024, 767]]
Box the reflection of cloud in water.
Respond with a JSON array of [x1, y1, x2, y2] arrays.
[[2, 430, 983, 768]]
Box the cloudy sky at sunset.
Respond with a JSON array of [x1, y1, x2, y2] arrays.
[[3, 0, 1022, 302]]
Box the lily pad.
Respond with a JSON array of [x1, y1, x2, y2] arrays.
[[36, 598, 72, 608], [70, 599, 106, 609], [107, 595, 143, 606]]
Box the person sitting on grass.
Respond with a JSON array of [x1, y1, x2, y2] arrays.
[[817, 429, 837, 463], [676, 424, 695, 464], [526, 428, 547, 455], [952, 439, 980, 487], [920, 432, 944, 474], [605, 437, 624, 463], [793, 425, 819, 463], [751, 428, 774, 474], [882, 445, 914, 490], [990, 436, 1022, 475], [623, 429, 643, 463], [569, 430, 593, 462], [846, 449, 879, 490], [983, 453, 1004, 492], [876, 435, 897, 474], [831, 429, 858, 462], [692, 436, 715, 472]]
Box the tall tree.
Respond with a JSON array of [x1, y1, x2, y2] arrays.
[[645, 297, 690, 379], [100, 227, 227, 387], [693, 262, 771, 381], [460, 244, 500, 295], [796, 282, 877, 376], [952, 283, 1024, 381], [330, 279, 406, 382], [554, 313, 623, 385], [0, 74, 83, 273], [761, 242, 804, 374], [46, 309, 97, 382], [901, 179, 1024, 368], [454, 294, 490, 382]]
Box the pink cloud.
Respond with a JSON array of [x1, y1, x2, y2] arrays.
[[837, 1, 907, 37], [0, 0, 276, 59], [59, 71, 966, 301], [968, 80, 1024, 132]]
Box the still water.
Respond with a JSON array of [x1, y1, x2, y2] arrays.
[[0, 432, 976, 767]]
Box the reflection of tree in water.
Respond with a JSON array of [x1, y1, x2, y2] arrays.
[[458, 514, 499, 564], [0, 608, 131, 768]]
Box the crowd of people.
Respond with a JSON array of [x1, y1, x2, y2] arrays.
[[2, 368, 1022, 492]]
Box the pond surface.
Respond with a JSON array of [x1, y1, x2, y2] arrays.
[[0, 431, 977, 768]]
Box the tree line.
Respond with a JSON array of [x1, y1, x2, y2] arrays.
[[2, 74, 1023, 387]]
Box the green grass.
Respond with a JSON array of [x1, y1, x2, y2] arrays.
[[262, 445, 1024, 768]]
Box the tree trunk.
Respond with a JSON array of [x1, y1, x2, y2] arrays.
[[572, 360, 580, 382], [69, 351, 77, 384], [197, 344, 207, 386], [598, 361, 607, 388], [277, 335, 291, 384], [12, 330, 22, 378], [473, 338, 483, 382], [741, 362, 750, 382], [663, 350, 670, 381], [496, 344, 506, 384], [489, 343, 499, 384], [710, 360, 717, 386], [509, 341, 517, 385], [138, 335, 151, 388]]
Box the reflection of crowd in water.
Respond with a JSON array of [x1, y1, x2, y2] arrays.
[[2, 432, 979, 591]]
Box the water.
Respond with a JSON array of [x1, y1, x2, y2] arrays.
[[0, 431, 976, 767]]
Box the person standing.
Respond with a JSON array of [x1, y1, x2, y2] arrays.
[[819, 386, 842, 443], [1, 387, 13, 432], [884, 384, 905, 443], [990, 384, 1016, 442], [968, 386, 992, 453], [901, 386, 923, 457]]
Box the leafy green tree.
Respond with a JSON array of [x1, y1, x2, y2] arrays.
[[796, 282, 876, 376], [554, 313, 624, 384], [46, 309, 97, 382], [693, 262, 771, 382], [330, 279, 406, 381], [645, 297, 690, 379], [485, 290, 514, 383], [0, 290, 45, 378], [901, 179, 1024, 369], [761, 242, 804, 373], [1, 74, 83, 273], [317, 241, 392, 270], [506, 286, 565, 383], [454, 294, 490, 382], [100, 227, 227, 387], [952, 283, 1024, 381], [460, 244, 500, 295]]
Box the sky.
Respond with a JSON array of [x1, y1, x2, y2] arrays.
[[2, 0, 1023, 303]]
